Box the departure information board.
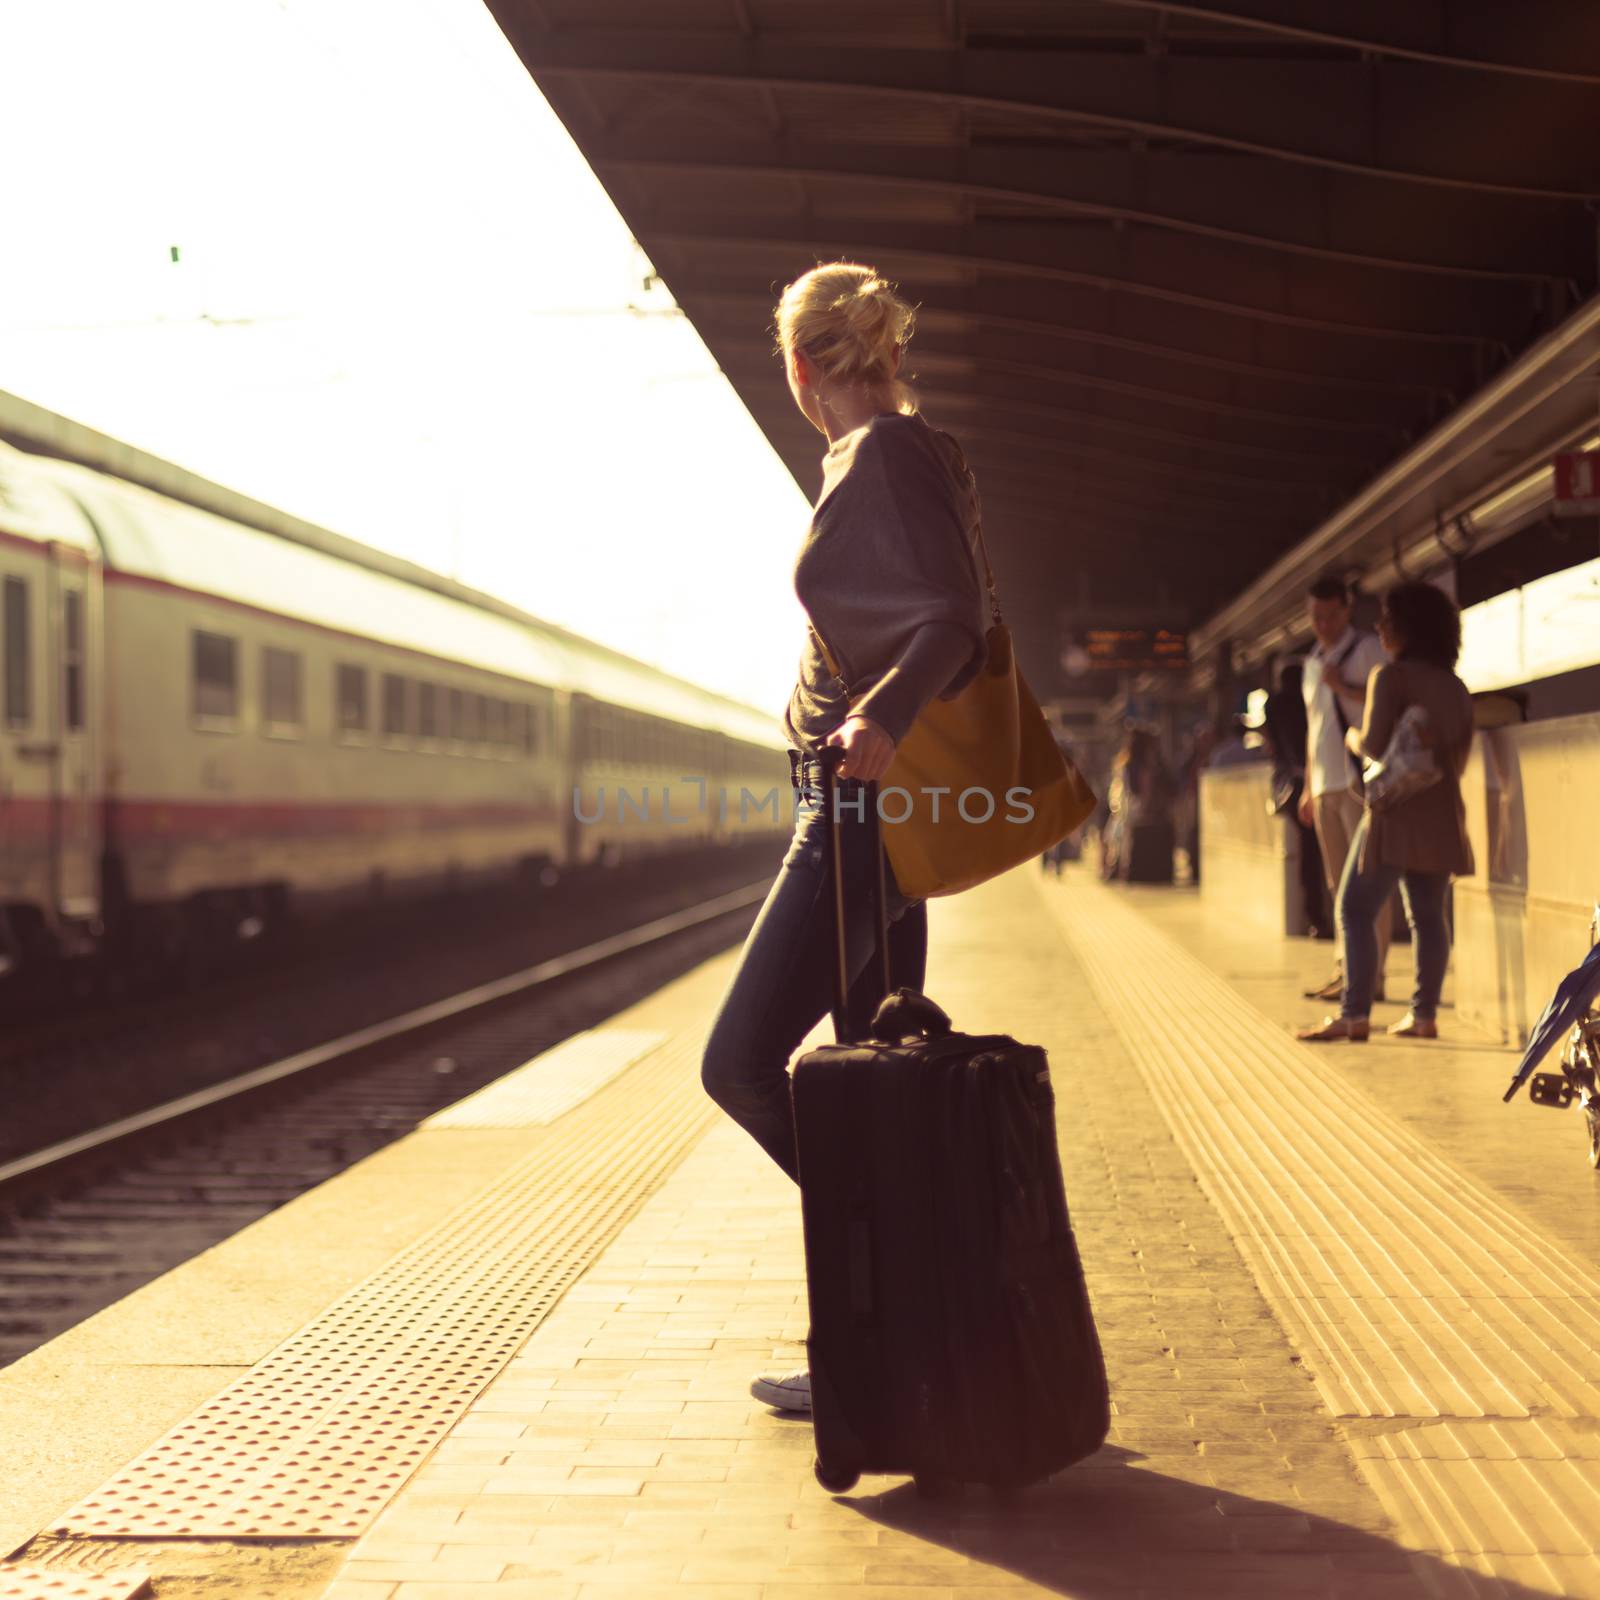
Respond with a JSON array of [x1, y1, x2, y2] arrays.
[[1062, 627, 1189, 674]]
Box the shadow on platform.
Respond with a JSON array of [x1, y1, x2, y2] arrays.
[[840, 1445, 1561, 1598]]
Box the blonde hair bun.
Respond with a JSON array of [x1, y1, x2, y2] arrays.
[[775, 263, 917, 411]]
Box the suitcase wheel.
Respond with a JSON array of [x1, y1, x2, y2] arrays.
[[813, 1458, 860, 1494]]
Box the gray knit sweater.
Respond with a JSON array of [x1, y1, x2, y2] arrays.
[[783, 411, 990, 751]]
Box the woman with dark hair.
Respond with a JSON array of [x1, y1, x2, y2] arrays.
[[1296, 580, 1475, 1042]]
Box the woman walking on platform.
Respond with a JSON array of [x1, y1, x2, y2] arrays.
[[1296, 581, 1475, 1043], [699, 262, 990, 1413]]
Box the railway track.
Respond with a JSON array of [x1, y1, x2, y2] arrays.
[[0, 876, 766, 1370], [0, 842, 777, 1166]]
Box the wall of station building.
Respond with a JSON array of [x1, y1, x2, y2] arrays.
[[1454, 711, 1600, 1045], [1194, 763, 1312, 940]]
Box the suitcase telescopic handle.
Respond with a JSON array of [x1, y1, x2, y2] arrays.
[[816, 744, 893, 1045]]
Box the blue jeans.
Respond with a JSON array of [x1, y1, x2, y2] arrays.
[[1338, 813, 1451, 1021], [700, 764, 926, 1183]]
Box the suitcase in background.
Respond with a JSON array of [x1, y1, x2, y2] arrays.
[[1120, 819, 1175, 884], [789, 747, 1110, 1496]]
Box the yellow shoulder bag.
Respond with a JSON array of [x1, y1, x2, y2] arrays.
[[809, 514, 1096, 899]]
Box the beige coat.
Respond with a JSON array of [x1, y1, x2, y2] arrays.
[[1355, 658, 1476, 877]]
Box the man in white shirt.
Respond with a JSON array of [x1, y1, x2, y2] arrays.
[[1297, 576, 1392, 1001]]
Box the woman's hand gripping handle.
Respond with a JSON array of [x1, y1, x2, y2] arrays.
[[825, 712, 895, 782]]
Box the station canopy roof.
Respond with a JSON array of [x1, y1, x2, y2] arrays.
[[485, 0, 1600, 688]]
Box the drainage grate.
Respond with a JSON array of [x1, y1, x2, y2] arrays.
[[0, 1571, 149, 1600], [51, 1028, 713, 1538], [421, 1027, 668, 1129]]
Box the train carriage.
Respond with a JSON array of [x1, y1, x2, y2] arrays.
[[0, 449, 104, 969], [0, 438, 788, 977]]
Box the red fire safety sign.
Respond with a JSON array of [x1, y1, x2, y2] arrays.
[[1553, 451, 1600, 516]]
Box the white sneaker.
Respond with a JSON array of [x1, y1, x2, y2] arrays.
[[750, 1368, 811, 1413]]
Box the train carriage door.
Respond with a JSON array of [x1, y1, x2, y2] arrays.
[[45, 543, 100, 924]]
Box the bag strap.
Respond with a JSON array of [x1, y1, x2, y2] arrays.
[[938, 430, 1003, 632], [971, 517, 1003, 631], [1326, 633, 1368, 787]]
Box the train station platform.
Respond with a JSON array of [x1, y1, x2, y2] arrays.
[[3, 865, 1600, 1600]]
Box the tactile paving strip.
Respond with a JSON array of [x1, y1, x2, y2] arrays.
[[0, 1570, 149, 1600], [421, 1027, 667, 1129], [1040, 875, 1600, 1592], [51, 1028, 713, 1538]]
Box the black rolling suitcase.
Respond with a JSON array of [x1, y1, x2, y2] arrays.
[[1120, 819, 1175, 884], [789, 747, 1110, 1496]]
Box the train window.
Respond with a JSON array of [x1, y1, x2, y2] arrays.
[[469, 692, 487, 745], [447, 687, 465, 743], [381, 672, 410, 738], [336, 664, 368, 733], [485, 697, 507, 747], [192, 629, 238, 723], [62, 590, 84, 731], [521, 702, 538, 755], [418, 681, 442, 740], [3, 576, 29, 727], [262, 647, 303, 733]]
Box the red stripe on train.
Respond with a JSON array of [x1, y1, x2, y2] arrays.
[[1, 795, 567, 843]]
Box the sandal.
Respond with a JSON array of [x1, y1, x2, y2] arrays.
[[1387, 1013, 1438, 1039], [1295, 1015, 1369, 1043]]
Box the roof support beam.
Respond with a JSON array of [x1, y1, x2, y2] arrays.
[[756, 404, 1341, 505], [913, 389, 1369, 482], [592, 131, 1575, 282], [944, 454, 1312, 529], [974, 490, 1294, 548], [646, 214, 1511, 346], [514, 30, 1600, 198], [1187, 290, 1600, 661], [1092, 0, 1600, 85], [677, 279, 1457, 401], [699, 323, 1407, 437], [716, 348, 1382, 472]]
